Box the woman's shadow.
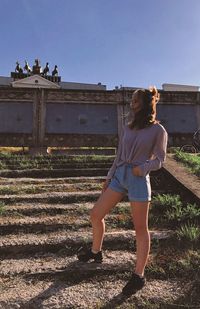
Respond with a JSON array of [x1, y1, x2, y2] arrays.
[[20, 260, 132, 309]]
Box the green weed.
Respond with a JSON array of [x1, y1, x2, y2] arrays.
[[152, 193, 182, 208], [0, 186, 18, 195], [0, 161, 7, 169], [176, 223, 200, 243], [0, 201, 6, 215], [174, 152, 200, 177], [151, 194, 199, 228], [151, 194, 182, 227], [180, 203, 200, 223], [111, 203, 130, 215], [107, 213, 132, 229]]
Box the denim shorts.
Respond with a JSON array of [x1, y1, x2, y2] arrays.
[[108, 163, 151, 202]]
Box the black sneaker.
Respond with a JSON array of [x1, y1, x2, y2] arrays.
[[122, 273, 146, 296], [77, 248, 103, 263]]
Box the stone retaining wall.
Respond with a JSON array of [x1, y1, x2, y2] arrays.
[[0, 87, 199, 151]]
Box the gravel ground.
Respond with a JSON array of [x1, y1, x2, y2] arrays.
[[0, 275, 189, 309]]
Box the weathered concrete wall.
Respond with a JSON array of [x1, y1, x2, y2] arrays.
[[0, 88, 35, 146], [0, 87, 199, 148], [158, 91, 199, 145]]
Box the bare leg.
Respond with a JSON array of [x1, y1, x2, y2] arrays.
[[130, 201, 150, 276], [90, 188, 124, 252]]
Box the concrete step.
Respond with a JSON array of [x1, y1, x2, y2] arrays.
[[0, 176, 105, 185], [0, 250, 136, 277], [0, 189, 166, 205], [0, 163, 112, 170], [0, 230, 172, 258], [0, 216, 90, 236], [0, 168, 108, 178], [0, 190, 100, 204], [2, 201, 126, 216], [0, 154, 115, 162], [0, 182, 103, 195]]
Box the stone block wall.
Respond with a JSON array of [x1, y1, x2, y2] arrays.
[[0, 87, 199, 149]]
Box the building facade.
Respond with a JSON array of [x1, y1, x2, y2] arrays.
[[0, 73, 199, 152]]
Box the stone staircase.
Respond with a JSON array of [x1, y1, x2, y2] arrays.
[[0, 155, 198, 308]]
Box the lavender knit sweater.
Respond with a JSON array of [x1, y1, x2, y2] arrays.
[[107, 123, 168, 180]]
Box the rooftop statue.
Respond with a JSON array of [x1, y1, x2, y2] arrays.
[[32, 59, 42, 74], [12, 59, 60, 82], [24, 60, 32, 74], [52, 65, 58, 76], [15, 61, 23, 73], [43, 62, 49, 76]]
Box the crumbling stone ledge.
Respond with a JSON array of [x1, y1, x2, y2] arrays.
[[163, 154, 200, 205]]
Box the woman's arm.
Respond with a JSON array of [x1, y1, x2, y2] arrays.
[[136, 128, 168, 176]]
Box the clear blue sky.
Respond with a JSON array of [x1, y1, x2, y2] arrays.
[[0, 0, 200, 89]]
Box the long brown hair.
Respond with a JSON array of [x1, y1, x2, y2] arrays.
[[128, 86, 160, 129]]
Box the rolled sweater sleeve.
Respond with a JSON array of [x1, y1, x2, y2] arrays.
[[139, 127, 168, 176], [106, 127, 124, 180]]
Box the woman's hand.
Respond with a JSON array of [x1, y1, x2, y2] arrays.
[[102, 179, 110, 193], [132, 166, 142, 176]]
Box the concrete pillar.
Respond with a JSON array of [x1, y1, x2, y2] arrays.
[[196, 92, 200, 129], [29, 88, 48, 155]]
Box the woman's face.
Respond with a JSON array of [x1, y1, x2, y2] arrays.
[[130, 92, 142, 113]]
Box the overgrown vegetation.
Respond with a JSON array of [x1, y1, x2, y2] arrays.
[[150, 194, 200, 250], [151, 194, 200, 227], [174, 151, 200, 177]]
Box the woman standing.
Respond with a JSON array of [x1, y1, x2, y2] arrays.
[[78, 87, 168, 296]]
